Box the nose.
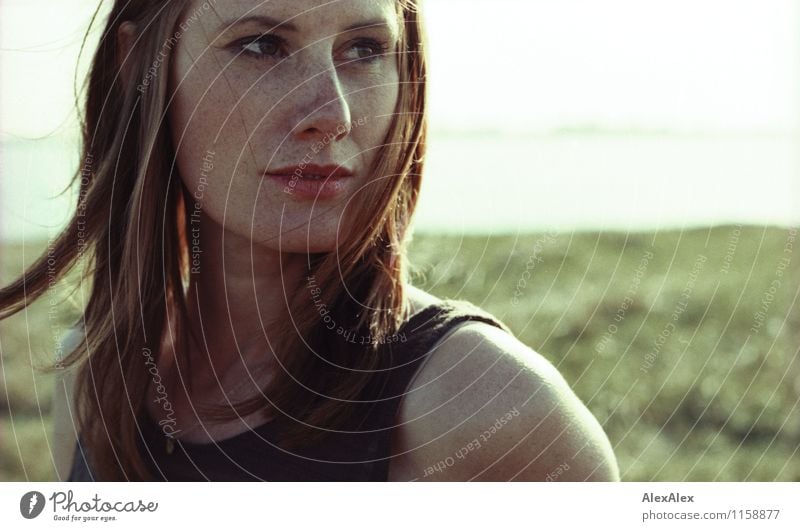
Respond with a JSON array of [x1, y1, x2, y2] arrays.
[[292, 65, 352, 143]]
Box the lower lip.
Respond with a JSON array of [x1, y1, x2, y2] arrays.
[[267, 174, 352, 200]]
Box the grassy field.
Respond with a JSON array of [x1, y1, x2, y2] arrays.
[[1, 226, 798, 481]]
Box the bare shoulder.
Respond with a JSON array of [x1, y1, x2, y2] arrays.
[[388, 320, 620, 481]]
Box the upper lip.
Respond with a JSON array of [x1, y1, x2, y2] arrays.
[[266, 163, 355, 178]]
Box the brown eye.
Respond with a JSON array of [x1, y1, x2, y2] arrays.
[[236, 34, 286, 59]]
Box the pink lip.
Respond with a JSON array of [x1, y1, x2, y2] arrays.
[[265, 164, 355, 200]]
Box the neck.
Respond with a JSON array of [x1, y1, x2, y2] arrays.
[[183, 210, 307, 378]]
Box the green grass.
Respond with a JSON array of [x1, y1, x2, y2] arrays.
[[408, 226, 800, 481], [0, 240, 83, 481], [1, 226, 798, 480]]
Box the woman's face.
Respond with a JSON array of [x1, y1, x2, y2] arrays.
[[167, 0, 401, 253]]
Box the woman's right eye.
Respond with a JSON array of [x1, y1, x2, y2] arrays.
[[234, 34, 286, 60]]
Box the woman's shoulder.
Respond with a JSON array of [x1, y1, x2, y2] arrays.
[[403, 286, 512, 333], [389, 299, 620, 481], [57, 322, 86, 354]]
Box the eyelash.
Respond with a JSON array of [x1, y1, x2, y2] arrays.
[[233, 34, 390, 63]]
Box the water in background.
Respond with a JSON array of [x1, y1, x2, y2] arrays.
[[416, 131, 800, 233], [1, 131, 799, 242]]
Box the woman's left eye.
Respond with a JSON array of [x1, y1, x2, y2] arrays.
[[234, 34, 286, 59], [339, 40, 389, 62]]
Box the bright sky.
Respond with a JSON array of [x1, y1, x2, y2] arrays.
[[1, 0, 798, 137], [422, 0, 799, 132], [1, 0, 799, 239]]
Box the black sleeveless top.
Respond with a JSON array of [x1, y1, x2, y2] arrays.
[[67, 299, 512, 481]]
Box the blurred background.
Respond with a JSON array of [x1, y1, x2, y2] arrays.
[[1, 0, 799, 480]]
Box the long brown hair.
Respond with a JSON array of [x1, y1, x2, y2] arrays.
[[0, 0, 427, 480]]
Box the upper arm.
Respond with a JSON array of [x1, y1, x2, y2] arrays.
[[389, 322, 620, 481], [51, 327, 84, 480]]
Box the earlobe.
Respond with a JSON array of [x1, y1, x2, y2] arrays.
[[116, 21, 138, 86]]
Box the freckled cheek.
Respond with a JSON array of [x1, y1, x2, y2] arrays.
[[172, 81, 260, 185], [182, 81, 244, 138], [348, 86, 398, 142], [172, 52, 247, 131], [202, 76, 294, 159]]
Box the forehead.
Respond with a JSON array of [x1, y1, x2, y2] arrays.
[[191, 0, 401, 35]]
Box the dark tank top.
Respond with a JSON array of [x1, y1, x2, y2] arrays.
[[67, 298, 512, 481]]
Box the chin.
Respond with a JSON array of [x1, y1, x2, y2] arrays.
[[283, 232, 344, 254], [245, 224, 345, 255], [273, 212, 354, 254]]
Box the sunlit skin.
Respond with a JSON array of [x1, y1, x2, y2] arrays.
[[116, 0, 620, 481], [119, 0, 406, 430], [168, 0, 401, 252]]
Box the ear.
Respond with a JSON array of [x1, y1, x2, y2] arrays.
[[116, 21, 138, 86]]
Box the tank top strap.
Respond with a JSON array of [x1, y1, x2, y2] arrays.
[[67, 298, 515, 481], [351, 298, 513, 479], [357, 297, 514, 429]]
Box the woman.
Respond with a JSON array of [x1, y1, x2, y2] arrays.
[[0, 0, 619, 481]]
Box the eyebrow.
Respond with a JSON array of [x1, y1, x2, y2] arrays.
[[217, 15, 396, 34]]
